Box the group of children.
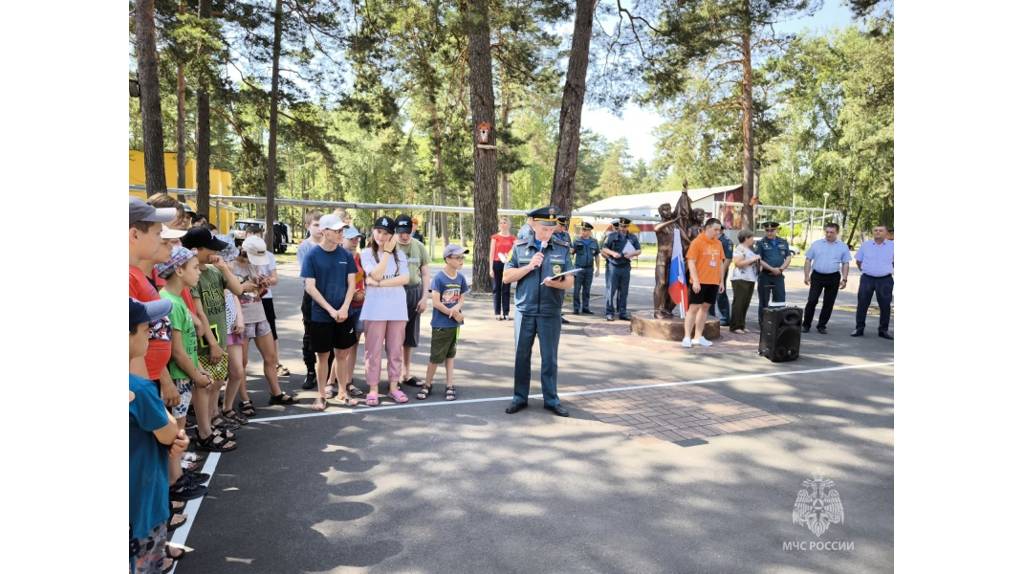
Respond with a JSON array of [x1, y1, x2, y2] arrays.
[[296, 209, 471, 408], [130, 197, 472, 573]]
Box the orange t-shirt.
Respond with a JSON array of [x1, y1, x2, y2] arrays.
[[686, 233, 725, 285], [129, 265, 173, 380]]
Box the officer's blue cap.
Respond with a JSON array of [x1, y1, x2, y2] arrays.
[[762, 221, 780, 229], [526, 205, 560, 226]]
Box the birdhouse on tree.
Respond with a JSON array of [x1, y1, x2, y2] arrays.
[[477, 121, 491, 144]]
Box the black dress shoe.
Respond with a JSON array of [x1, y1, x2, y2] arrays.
[[618, 314, 631, 321], [562, 317, 571, 325], [544, 404, 570, 417], [572, 310, 580, 315], [850, 329, 864, 337], [816, 326, 828, 334], [505, 401, 528, 414], [801, 325, 810, 333], [878, 331, 894, 340], [581, 309, 594, 315]]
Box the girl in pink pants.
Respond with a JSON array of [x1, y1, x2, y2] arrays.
[[359, 216, 411, 406]]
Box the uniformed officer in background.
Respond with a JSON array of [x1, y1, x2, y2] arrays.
[[555, 215, 572, 325], [754, 221, 793, 327], [601, 217, 641, 321], [503, 206, 575, 417], [571, 222, 599, 314]]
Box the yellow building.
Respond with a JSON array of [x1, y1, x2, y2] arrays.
[[129, 150, 237, 231]]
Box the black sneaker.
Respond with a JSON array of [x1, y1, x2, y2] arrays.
[[581, 310, 594, 315], [302, 372, 317, 390], [801, 325, 810, 333], [816, 326, 828, 334], [169, 476, 208, 501], [184, 470, 211, 483]]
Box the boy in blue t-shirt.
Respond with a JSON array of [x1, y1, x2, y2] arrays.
[[417, 245, 470, 402], [129, 298, 188, 573]]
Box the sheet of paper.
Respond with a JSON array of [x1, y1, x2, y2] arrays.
[[545, 268, 584, 281]]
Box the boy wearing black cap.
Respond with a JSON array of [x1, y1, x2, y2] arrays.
[[184, 228, 295, 433], [393, 214, 431, 387]]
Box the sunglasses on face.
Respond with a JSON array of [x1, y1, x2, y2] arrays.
[[448, 255, 465, 260]]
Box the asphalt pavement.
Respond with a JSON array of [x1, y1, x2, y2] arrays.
[[174, 260, 893, 574]]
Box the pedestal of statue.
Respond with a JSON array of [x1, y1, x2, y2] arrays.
[[629, 310, 721, 341]]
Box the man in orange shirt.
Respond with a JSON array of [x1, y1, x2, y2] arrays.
[[682, 218, 726, 348]]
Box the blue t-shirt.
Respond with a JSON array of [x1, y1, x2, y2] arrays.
[[430, 269, 469, 329], [129, 374, 170, 541], [300, 245, 356, 323]]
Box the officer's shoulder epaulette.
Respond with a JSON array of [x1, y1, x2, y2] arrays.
[[551, 237, 570, 247], [514, 237, 531, 246]]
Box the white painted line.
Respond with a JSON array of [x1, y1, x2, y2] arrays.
[[249, 360, 895, 424], [167, 452, 221, 574]]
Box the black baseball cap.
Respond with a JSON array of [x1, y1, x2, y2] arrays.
[[373, 216, 396, 234], [181, 227, 229, 251], [395, 214, 413, 234]]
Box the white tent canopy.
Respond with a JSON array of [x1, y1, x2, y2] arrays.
[[575, 185, 742, 222]]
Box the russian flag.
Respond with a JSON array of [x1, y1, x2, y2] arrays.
[[668, 228, 688, 316]]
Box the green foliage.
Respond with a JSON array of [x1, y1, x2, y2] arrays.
[[129, 0, 892, 240]]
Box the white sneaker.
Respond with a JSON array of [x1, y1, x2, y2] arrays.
[[681, 337, 693, 348], [696, 337, 713, 347]]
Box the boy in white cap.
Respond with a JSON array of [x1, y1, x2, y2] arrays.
[[301, 214, 360, 411], [417, 245, 470, 401]]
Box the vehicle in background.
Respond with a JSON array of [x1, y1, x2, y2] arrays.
[[231, 219, 292, 253]]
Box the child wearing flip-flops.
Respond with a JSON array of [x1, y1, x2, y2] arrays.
[[417, 244, 470, 402]]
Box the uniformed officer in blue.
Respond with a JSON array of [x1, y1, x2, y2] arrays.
[[754, 221, 793, 326], [601, 217, 641, 321], [555, 215, 572, 325], [571, 221, 599, 314], [503, 206, 575, 417]]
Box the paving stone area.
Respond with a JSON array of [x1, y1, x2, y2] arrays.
[[564, 381, 793, 444]]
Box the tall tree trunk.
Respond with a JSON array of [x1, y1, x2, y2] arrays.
[[174, 0, 187, 201], [740, 2, 755, 231], [175, 68, 187, 200], [846, 203, 863, 248], [549, 0, 597, 214], [462, 0, 498, 291], [134, 0, 167, 196], [264, 0, 283, 249], [196, 0, 211, 216], [499, 65, 512, 210], [429, 99, 449, 247]]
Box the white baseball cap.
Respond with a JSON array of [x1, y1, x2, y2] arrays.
[[319, 214, 344, 231], [241, 236, 270, 266]]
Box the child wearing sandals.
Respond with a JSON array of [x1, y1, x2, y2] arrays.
[[417, 244, 469, 402], [360, 216, 411, 406], [301, 214, 359, 411], [156, 247, 217, 442], [232, 236, 294, 412]]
